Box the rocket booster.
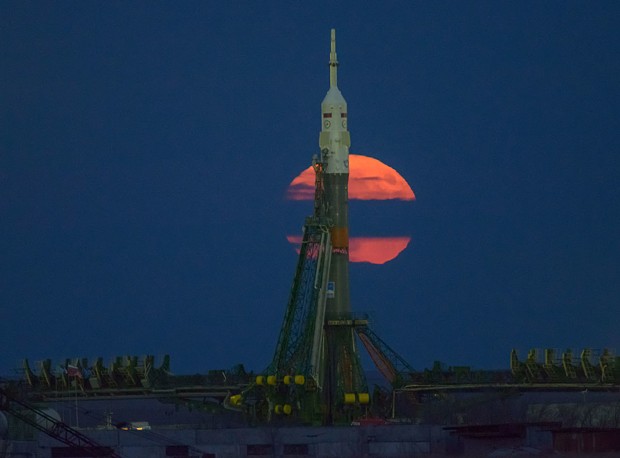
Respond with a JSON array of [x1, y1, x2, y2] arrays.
[[320, 29, 351, 318]]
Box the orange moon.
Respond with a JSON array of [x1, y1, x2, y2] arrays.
[[286, 154, 415, 264], [286, 154, 415, 201]]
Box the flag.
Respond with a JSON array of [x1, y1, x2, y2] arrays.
[[67, 365, 82, 378]]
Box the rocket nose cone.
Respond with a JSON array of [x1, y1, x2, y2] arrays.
[[322, 87, 347, 106]]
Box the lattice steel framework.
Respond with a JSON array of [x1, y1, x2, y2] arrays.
[[270, 158, 332, 382], [269, 220, 332, 380]]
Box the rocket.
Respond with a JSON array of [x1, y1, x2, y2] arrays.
[[319, 30, 366, 421], [320, 29, 351, 320], [263, 29, 367, 424]]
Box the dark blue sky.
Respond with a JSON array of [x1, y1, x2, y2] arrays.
[[2, 1, 619, 376]]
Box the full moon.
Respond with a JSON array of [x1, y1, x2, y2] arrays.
[[286, 154, 415, 264]]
